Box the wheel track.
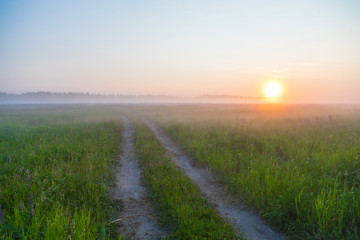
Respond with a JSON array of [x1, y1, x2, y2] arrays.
[[142, 118, 287, 240], [113, 115, 166, 240]]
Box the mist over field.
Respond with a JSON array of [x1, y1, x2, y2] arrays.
[[1, 92, 360, 105], [1, 1, 360, 239]]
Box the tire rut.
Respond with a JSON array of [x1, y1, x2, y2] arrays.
[[113, 115, 166, 240], [142, 118, 287, 240]]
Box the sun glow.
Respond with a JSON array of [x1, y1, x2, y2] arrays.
[[264, 81, 282, 98]]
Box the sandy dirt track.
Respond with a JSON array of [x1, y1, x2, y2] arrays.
[[142, 118, 286, 240], [113, 115, 166, 240]]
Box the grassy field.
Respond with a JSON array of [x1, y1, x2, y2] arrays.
[[137, 104, 360, 239], [134, 120, 241, 239], [1, 104, 359, 239], [0, 106, 122, 239]]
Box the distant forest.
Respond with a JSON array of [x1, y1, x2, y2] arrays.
[[0, 92, 179, 104], [0, 91, 261, 104]]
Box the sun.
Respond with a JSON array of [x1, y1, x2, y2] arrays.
[[264, 81, 282, 98]]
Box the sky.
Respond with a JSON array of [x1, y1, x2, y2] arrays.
[[0, 0, 359, 102]]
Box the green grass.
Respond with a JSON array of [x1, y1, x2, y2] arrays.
[[2, 104, 359, 239], [134, 120, 242, 240], [0, 106, 122, 239], [156, 106, 360, 239]]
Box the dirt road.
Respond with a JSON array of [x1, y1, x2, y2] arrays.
[[113, 115, 166, 239], [143, 118, 286, 240]]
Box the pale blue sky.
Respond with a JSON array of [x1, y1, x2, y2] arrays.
[[1, 0, 359, 102]]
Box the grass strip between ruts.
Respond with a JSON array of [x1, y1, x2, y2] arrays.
[[134, 121, 242, 240]]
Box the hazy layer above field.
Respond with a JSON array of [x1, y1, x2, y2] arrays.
[[0, 92, 267, 104], [2, 92, 360, 105], [125, 104, 360, 124]]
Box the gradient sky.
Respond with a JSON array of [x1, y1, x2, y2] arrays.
[[1, 0, 359, 102]]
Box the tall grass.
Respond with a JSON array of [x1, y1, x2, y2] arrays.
[[134, 121, 242, 239], [151, 105, 360, 239], [0, 106, 122, 239]]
